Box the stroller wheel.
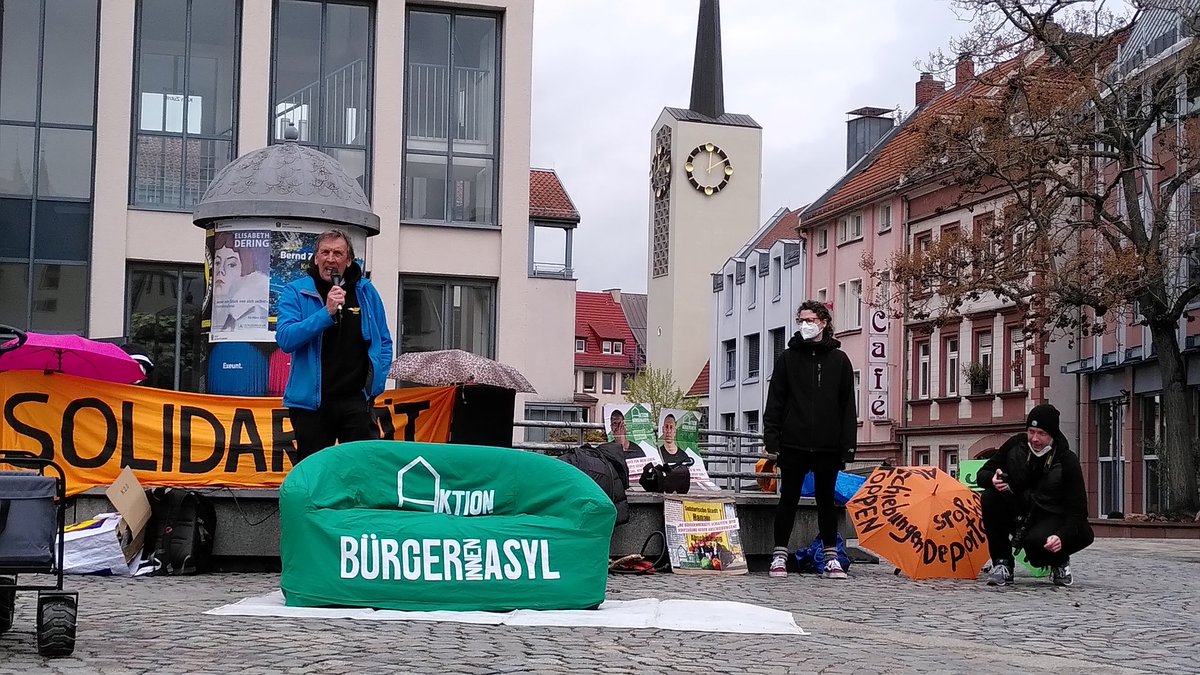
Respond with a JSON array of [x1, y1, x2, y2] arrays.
[[0, 577, 14, 634], [36, 593, 77, 657]]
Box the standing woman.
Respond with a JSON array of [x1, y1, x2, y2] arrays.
[[763, 300, 858, 579]]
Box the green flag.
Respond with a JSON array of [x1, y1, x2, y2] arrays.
[[280, 440, 616, 611]]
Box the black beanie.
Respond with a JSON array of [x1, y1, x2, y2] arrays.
[[1026, 404, 1060, 437]]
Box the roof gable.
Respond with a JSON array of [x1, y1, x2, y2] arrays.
[[530, 169, 581, 223]]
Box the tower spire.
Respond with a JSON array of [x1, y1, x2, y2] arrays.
[[689, 0, 725, 119]]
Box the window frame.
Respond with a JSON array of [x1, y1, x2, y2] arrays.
[[601, 371, 615, 394], [602, 340, 612, 354], [746, 265, 757, 308], [398, 275, 497, 358], [1008, 326, 1025, 390], [877, 203, 892, 233], [816, 226, 828, 253], [124, 263, 206, 391], [977, 329, 993, 394], [130, 0, 241, 211], [0, 0, 101, 332], [269, 0, 374, 195], [745, 332, 760, 380], [613, 340, 623, 355], [582, 370, 596, 393], [917, 340, 931, 399], [723, 338, 736, 383], [575, 337, 585, 353], [400, 4, 502, 227], [945, 335, 959, 397]]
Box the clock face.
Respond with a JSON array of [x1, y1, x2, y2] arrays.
[[650, 143, 671, 198], [685, 142, 733, 196]]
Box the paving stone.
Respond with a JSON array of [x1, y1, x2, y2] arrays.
[[0, 538, 1195, 674]]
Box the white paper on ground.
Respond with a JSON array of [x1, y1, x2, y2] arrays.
[[205, 591, 806, 635]]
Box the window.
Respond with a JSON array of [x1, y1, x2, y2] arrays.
[[769, 327, 786, 370], [744, 410, 759, 433], [1009, 327, 1025, 390], [977, 330, 993, 394], [602, 371, 615, 394], [272, 0, 373, 192], [575, 338, 585, 353], [582, 371, 595, 393], [1096, 400, 1124, 516], [613, 341, 623, 354], [523, 404, 583, 443], [816, 288, 827, 306], [878, 203, 892, 232], [838, 213, 863, 243], [602, 340, 613, 354], [914, 448, 931, 466], [945, 336, 959, 396], [746, 333, 760, 380], [400, 276, 495, 357], [817, 227, 828, 253], [403, 7, 499, 224], [853, 370, 861, 419], [1142, 395, 1165, 513], [837, 279, 863, 330], [721, 413, 735, 431], [126, 264, 206, 391], [746, 266, 757, 307], [918, 341, 931, 399], [132, 0, 238, 209], [620, 372, 631, 394], [0, 0, 99, 332], [723, 339, 736, 383], [724, 273, 734, 313], [771, 256, 782, 299], [941, 447, 960, 478]]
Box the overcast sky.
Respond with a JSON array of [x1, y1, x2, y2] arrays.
[[530, 0, 974, 294]]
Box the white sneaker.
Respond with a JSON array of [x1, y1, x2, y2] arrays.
[[769, 550, 788, 578], [823, 558, 848, 579]]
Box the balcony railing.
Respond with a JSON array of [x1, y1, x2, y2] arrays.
[[407, 62, 491, 143]]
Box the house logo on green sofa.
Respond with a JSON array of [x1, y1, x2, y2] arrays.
[[397, 456, 496, 516]]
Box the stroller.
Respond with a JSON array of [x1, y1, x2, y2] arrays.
[[0, 451, 78, 657], [0, 322, 78, 656]]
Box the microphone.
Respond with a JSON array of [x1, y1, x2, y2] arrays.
[[330, 272, 343, 323]]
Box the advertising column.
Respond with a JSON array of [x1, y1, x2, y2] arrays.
[[202, 219, 367, 396]]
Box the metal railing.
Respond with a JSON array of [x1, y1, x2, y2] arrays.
[[274, 59, 368, 145], [513, 419, 774, 493], [406, 62, 491, 143]]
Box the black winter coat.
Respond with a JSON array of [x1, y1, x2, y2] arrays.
[[762, 332, 858, 461], [976, 432, 1092, 545]]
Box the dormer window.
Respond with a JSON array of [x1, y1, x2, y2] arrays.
[[613, 341, 623, 355], [602, 340, 613, 354], [575, 338, 586, 353]]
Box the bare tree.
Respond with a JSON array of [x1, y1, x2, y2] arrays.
[[875, 1, 1199, 513]]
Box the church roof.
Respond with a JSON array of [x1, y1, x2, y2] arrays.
[[665, 107, 761, 129]]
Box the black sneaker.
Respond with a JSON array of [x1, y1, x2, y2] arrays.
[[1052, 561, 1073, 586], [986, 560, 1014, 586]]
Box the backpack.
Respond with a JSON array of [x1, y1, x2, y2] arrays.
[[146, 488, 217, 575], [559, 443, 629, 525]]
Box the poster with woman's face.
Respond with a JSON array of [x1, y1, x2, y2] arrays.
[[208, 229, 271, 341], [603, 403, 658, 484], [658, 409, 718, 491]]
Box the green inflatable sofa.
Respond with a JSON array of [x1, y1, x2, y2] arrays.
[[279, 440, 616, 611]]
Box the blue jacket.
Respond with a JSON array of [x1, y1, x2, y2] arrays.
[[275, 274, 393, 411]]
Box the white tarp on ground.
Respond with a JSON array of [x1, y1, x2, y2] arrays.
[[205, 591, 807, 635]]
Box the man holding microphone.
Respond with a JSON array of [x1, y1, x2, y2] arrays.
[[276, 229, 393, 462]]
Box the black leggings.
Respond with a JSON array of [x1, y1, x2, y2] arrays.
[[980, 488, 1095, 567], [773, 451, 841, 549]]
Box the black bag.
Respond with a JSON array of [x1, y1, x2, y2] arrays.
[[638, 455, 694, 494], [146, 488, 217, 575], [559, 443, 630, 525]]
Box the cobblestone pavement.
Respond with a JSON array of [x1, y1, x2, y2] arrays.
[[1, 538, 1196, 674]]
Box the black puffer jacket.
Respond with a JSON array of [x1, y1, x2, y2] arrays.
[[976, 432, 1092, 544], [762, 332, 858, 461]]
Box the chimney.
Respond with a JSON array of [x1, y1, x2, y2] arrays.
[[915, 72, 946, 107], [845, 107, 895, 169], [955, 54, 974, 88], [604, 288, 622, 304]]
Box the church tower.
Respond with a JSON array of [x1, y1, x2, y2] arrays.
[[646, 0, 762, 392]]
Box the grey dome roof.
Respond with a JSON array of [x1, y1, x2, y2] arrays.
[[192, 141, 379, 234]]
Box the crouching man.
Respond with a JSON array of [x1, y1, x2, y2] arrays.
[[976, 404, 1095, 587]]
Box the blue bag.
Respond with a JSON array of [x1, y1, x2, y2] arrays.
[[793, 533, 852, 574]]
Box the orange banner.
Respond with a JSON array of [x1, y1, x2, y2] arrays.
[[0, 371, 454, 496]]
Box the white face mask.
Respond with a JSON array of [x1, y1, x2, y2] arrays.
[[799, 322, 823, 341], [1029, 441, 1053, 457]]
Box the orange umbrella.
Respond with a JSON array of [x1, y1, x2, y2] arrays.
[[847, 465, 991, 580]]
